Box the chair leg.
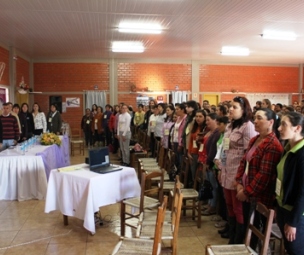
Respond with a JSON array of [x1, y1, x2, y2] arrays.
[[197, 200, 201, 228], [120, 201, 125, 236]]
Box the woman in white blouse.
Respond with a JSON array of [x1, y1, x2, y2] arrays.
[[32, 103, 47, 135]]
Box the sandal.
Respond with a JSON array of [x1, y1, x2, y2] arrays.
[[214, 220, 227, 228], [201, 209, 216, 216], [211, 215, 222, 222]]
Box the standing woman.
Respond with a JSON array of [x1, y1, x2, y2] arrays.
[[187, 110, 207, 183], [182, 100, 199, 154], [19, 103, 35, 140], [81, 108, 93, 147], [117, 104, 132, 166], [91, 104, 98, 117], [91, 106, 103, 146], [220, 96, 257, 244], [172, 103, 187, 173], [32, 103, 47, 135], [162, 105, 175, 149], [47, 104, 62, 135], [276, 112, 304, 255], [235, 108, 283, 249]]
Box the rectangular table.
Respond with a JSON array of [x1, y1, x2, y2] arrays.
[[44, 164, 141, 234], [0, 135, 70, 201]]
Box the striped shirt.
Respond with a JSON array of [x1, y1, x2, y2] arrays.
[[0, 114, 20, 140]]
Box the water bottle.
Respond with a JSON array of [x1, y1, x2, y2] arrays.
[[20, 143, 25, 155], [24, 141, 28, 152]]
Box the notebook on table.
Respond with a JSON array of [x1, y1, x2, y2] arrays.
[[88, 147, 123, 174]]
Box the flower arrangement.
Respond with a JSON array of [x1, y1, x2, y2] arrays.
[[40, 133, 61, 146], [17, 76, 32, 94]]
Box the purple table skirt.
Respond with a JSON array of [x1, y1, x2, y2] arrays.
[[36, 135, 70, 180]]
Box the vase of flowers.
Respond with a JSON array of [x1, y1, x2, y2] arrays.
[[40, 133, 61, 146]]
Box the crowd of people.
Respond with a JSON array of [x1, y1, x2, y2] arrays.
[[1, 97, 304, 254], [81, 98, 304, 254], [0, 102, 62, 150]]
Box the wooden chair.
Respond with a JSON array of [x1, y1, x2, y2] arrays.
[[270, 223, 285, 255], [120, 170, 164, 236], [112, 196, 168, 255], [136, 180, 183, 255], [70, 128, 84, 156], [179, 167, 202, 228], [179, 155, 190, 188], [205, 202, 275, 255]]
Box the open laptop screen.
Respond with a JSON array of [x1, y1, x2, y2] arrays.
[[89, 147, 110, 169]]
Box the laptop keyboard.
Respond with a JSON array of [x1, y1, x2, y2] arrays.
[[91, 165, 122, 174]]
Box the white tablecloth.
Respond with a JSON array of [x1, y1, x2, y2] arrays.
[[0, 137, 69, 201], [45, 164, 141, 233]]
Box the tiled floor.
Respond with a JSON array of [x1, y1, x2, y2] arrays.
[[0, 150, 231, 255]]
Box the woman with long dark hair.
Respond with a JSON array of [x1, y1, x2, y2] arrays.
[[161, 105, 175, 149], [32, 102, 47, 135], [187, 109, 206, 183], [219, 96, 257, 244], [172, 103, 187, 173], [19, 103, 35, 140]]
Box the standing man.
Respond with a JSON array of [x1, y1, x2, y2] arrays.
[[0, 102, 20, 150], [117, 104, 131, 166], [47, 104, 62, 134]]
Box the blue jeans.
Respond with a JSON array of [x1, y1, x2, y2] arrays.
[[206, 169, 218, 208], [276, 205, 304, 255], [2, 139, 15, 150]]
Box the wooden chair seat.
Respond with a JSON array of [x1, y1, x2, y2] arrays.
[[113, 196, 168, 255], [124, 196, 160, 209], [120, 170, 164, 236], [205, 202, 275, 255], [180, 188, 198, 198], [206, 244, 256, 255], [136, 183, 183, 255]]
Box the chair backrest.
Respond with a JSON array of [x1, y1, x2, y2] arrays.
[[164, 149, 175, 174], [140, 170, 165, 212], [157, 146, 167, 169], [71, 128, 82, 139], [244, 202, 275, 255], [152, 196, 168, 255], [171, 182, 183, 254], [180, 156, 190, 188], [193, 163, 203, 190]]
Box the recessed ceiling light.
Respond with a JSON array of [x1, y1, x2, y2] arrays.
[[221, 46, 250, 56], [112, 41, 144, 53], [261, 30, 297, 41], [118, 22, 162, 34]]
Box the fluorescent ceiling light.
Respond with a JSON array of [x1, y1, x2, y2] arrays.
[[261, 30, 297, 41], [118, 22, 162, 34], [112, 41, 144, 53], [221, 46, 250, 56]]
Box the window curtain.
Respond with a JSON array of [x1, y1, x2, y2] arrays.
[[172, 91, 188, 105], [85, 90, 106, 110]]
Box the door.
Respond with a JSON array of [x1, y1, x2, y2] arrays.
[[202, 94, 220, 106]]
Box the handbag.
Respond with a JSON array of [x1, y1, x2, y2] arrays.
[[198, 180, 213, 200]]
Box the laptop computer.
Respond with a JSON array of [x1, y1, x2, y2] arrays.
[[88, 147, 123, 174]]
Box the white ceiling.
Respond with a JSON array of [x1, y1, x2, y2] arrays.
[[1, 0, 304, 64]]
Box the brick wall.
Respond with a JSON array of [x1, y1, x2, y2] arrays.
[[34, 63, 109, 92], [33, 63, 109, 131], [200, 65, 299, 93], [0, 46, 9, 85], [117, 63, 191, 92]]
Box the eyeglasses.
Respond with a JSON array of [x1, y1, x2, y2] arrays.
[[233, 96, 244, 105]]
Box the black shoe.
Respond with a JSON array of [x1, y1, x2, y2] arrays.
[[221, 232, 229, 239], [218, 223, 229, 234]]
